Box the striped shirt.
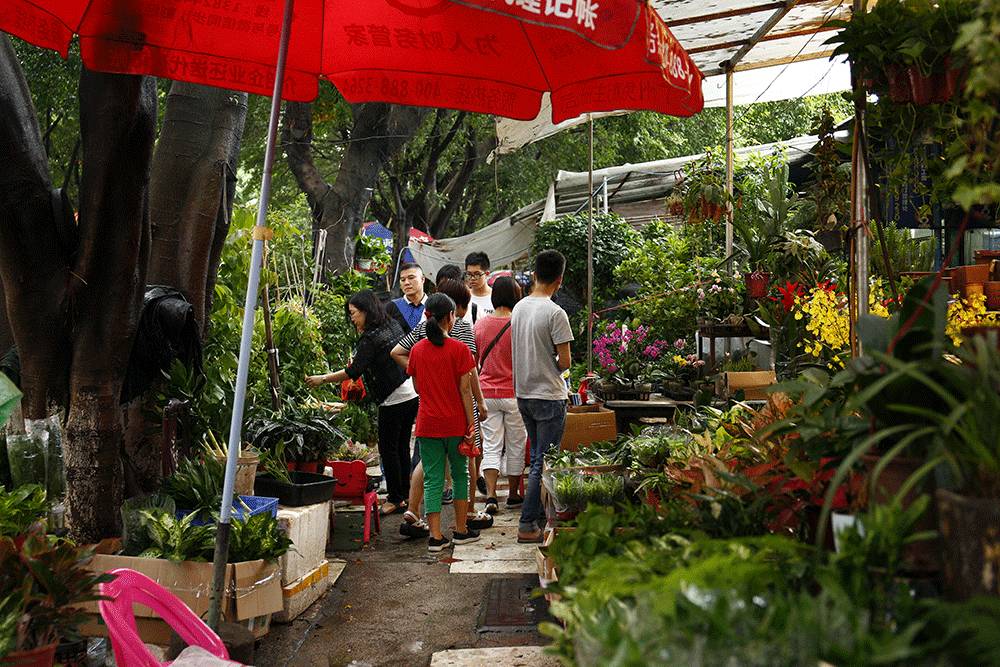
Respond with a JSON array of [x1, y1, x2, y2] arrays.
[[398, 318, 481, 446]]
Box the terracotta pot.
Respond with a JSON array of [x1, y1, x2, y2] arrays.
[[936, 489, 1000, 600], [861, 454, 939, 573], [744, 271, 771, 299], [887, 64, 911, 103], [985, 282, 1000, 310], [907, 66, 936, 105], [0, 643, 57, 667]]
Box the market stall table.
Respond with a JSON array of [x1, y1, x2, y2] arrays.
[[602, 396, 695, 434]]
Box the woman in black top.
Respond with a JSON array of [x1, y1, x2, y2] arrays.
[[307, 290, 418, 515]]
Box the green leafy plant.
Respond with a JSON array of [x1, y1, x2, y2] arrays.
[[257, 440, 292, 484], [227, 512, 293, 563], [353, 233, 391, 268], [247, 403, 346, 464], [0, 484, 48, 538], [137, 509, 216, 562], [161, 456, 227, 517], [870, 223, 935, 276], [552, 471, 625, 512], [335, 402, 377, 448], [0, 527, 112, 652]]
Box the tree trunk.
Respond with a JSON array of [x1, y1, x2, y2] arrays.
[[63, 69, 156, 543], [283, 102, 427, 275], [149, 83, 248, 329], [0, 35, 72, 416]]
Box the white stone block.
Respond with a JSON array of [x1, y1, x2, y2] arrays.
[[272, 559, 346, 624], [277, 501, 330, 586]]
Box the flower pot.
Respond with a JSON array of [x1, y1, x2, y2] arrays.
[[211, 450, 259, 496], [936, 488, 1000, 600], [0, 643, 57, 667], [831, 512, 861, 554], [907, 66, 936, 105], [887, 64, 911, 103], [356, 258, 373, 271], [744, 271, 770, 299]]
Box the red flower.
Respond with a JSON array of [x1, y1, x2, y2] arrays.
[[816, 280, 838, 293], [772, 281, 804, 312]]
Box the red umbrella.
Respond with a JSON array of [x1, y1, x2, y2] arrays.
[[2, 0, 702, 627], [3, 0, 702, 121]]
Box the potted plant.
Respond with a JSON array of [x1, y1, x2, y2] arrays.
[[732, 216, 774, 298], [0, 528, 111, 667], [247, 404, 346, 472], [591, 323, 668, 400], [680, 150, 730, 224], [353, 233, 390, 272]]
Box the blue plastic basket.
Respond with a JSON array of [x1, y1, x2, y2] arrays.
[[177, 495, 279, 526]]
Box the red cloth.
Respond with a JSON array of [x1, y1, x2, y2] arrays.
[[474, 315, 514, 399], [3, 1, 703, 122], [407, 337, 475, 439]]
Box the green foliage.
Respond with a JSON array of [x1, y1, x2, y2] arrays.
[[353, 232, 391, 266], [533, 212, 638, 305], [804, 108, 852, 234], [161, 456, 227, 516], [0, 484, 47, 537], [871, 224, 936, 276], [137, 509, 216, 562], [945, 0, 1000, 209], [0, 528, 112, 651], [227, 512, 293, 563], [247, 404, 345, 463], [551, 472, 625, 512]]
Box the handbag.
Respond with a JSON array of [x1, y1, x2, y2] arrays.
[[477, 321, 511, 371], [340, 377, 366, 402], [458, 434, 482, 458]]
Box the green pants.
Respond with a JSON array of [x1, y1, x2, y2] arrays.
[[418, 436, 469, 514]]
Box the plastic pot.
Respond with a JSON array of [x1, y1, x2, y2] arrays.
[[887, 64, 911, 103], [744, 271, 771, 299], [0, 643, 57, 667], [28, 416, 65, 502], [211, 450, 259, 497], [937, 489, 1000, 600], [907, 66, 935, 105]]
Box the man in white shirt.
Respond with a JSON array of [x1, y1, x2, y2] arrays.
[[465, 252, 495, 324], [511, 250, 573, 544]]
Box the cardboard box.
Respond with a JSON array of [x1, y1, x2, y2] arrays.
[[724, 371, 777, 401], [79, 555, 282, 646], [277, 501, 330, 585], [560, 405, 617, 452]]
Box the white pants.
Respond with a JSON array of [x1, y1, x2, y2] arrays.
[[481, 397, 527, 476]]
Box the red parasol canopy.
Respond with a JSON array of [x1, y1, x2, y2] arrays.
[[3, 0, 702, 121]]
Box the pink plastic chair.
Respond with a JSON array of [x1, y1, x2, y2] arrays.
[[327, 459, 380, 544], [99, 567, 230, 667]]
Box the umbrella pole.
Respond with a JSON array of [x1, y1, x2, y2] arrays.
[[208, 0, 296, 630], [586, 115, 594, 375]]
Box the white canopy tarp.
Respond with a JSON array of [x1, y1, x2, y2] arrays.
[[407, 206, 541, 279]]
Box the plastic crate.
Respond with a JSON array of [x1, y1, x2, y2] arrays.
[[177, 495, 279, 526]]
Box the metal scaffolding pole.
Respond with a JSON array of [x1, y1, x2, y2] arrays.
[[850, 0, 869, 356], [587, 115, 595, 374], [725, 66, 735, 272]]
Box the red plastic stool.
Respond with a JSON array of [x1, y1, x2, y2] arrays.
[[326, 459, 380, 544]]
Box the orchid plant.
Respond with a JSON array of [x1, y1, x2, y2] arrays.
[[593, 322, 671, 388]]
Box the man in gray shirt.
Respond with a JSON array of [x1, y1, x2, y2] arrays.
[[511, 250, 573, 543]]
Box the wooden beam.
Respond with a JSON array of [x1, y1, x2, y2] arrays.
[[686, 23, 840, 55], [725, 0, 804, 69], [662, 0, 830, 28]]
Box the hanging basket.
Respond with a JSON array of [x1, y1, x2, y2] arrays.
[[886, 64, 911, 103], [744, 271, 771, 299]]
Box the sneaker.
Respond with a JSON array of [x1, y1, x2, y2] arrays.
[[477, 476, 487, 494], [506, 494, 524, 507], [467, 512, 493, 530], [484, 497, 499, 515], [400, 521, 429, 539], [517, 528, 543, 544], [428, 535, 451, 552], [441, 488, 454, 505], [452, 528, 481, 545]]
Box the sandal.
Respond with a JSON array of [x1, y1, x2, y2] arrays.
[[380, 501, 402, 516], [484, 497, 499, 515], [403, 510, 421, 525]]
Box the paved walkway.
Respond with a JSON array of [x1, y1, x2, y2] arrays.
[[255, 481, 552, 667]]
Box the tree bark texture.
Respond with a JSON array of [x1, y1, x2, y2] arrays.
[[0, 35, 72, 416], [62, 69, 156, 543], [283, 102, 427, 275], [148, 82, 248, 329]]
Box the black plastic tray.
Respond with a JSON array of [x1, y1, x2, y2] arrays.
[[254, 471, 336, 507]]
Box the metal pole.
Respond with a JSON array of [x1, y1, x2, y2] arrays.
[[851, 0, 868, 356], [725, 66, 735, 273], [586, 115, 595, 375], [601, 176, 609, 215], [208, 0, 295, 630]]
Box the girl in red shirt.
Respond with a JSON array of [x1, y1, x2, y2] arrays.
[[407, 293, 481, 551]]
